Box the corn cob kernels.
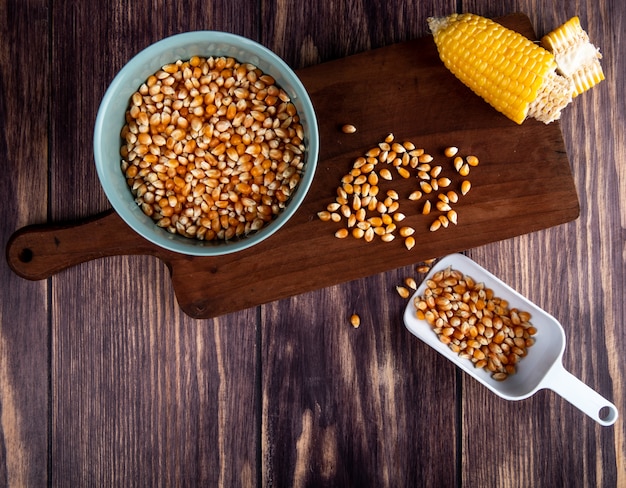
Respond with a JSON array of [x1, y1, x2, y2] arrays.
[[541, 16, 604, 97], [428, 13, 575, 124]]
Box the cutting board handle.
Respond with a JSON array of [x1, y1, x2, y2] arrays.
[[6, 210, 155, 280]]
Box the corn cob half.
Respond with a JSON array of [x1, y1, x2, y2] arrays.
[[428, 13, 574, 124], [541, 16, 604, 97]]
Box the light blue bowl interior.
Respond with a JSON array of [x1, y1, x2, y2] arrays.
[[94, 31, 319, 256]]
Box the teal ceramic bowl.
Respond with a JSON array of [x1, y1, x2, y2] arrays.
[[94, 31, 319, 256]]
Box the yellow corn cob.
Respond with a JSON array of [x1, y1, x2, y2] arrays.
[[428, 13, 574, 124], [541, 16, 604, 97]]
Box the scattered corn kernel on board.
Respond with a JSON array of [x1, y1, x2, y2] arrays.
[[7, 14, 579, 318]]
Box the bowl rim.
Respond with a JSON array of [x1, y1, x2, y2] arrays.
[[93, 30, 319, 256]]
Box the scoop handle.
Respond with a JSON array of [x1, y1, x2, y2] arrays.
[[542, 364, 618, 426]]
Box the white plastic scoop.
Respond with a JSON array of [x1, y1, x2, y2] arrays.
[[403, 253, 618, 426]]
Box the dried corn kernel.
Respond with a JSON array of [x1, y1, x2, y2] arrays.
[[350, 314, 361, 328], [396, 286, 410, 298], [430, 219, 441, 232], [444, 146, 458, 157]]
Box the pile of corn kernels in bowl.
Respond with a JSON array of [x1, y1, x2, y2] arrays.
[[120, 56, 306, 241]]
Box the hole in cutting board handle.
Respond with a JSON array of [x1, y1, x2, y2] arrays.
[[18, 248, 34, 263]]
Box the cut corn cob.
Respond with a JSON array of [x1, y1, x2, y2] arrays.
[[428, 13, 574, 124], [541, 16, 604, 97]]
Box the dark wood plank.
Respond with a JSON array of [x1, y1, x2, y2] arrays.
[[261, 0, 460, 485], [51, 256, 259, 486], [0, 1, 50, 486], [263, 0, 440, 68], [463, 1, 625, 486], [261, 267, 458, 486], [48, 1, 260, 485]]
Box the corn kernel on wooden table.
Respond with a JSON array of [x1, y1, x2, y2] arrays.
[[1, 0, 624, 486]]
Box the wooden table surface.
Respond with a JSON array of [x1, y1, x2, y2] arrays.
[[1, 0, 624, 486]]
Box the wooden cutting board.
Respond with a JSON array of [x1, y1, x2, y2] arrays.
[[6, 14, 579, 318]]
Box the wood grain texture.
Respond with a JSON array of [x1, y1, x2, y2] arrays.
[[464, 0, 625, 487], [263, 0, 446, 69], [0, 1, 50, 486], [261, 267, 459, 486], [1, 0, 624, 486], [51, 256, 259, 486], [48, 0, 260, 486]]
